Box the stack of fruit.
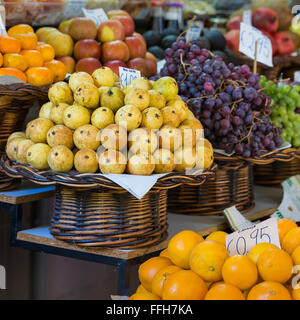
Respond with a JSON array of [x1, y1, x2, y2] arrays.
[[131, 218, 300, 300], [36, 10, 157, 78], [0, 24, 67, 86], [226, 6, 299, 56], [5, 69, 214, 176], [153, 36, 283, 158], [260, 76, 300, 148]]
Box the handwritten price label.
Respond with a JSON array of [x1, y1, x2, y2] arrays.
[[226, 218, 281, 256], [239, 22, 273, 67], [82, 8, 108, 27], [242, 10, 252, 25], [119, 67, 141, 88], [295, 71, 300, 82], [186, 26, 201, 43]]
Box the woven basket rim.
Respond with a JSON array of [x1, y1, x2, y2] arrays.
[[0, 82, 49, 98], [0, 154, 217, 190], [214, 147, 300, 165]]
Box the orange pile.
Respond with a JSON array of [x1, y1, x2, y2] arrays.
[[131, 218, 300, 300], [0, 24, 67, 86]]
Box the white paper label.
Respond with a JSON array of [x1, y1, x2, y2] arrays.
[[0, 12, 6, 35], [272, 175, 300, 222], [186, 26, 201, 42], [295, 71, 300, 82], [82, 8, 108, 27], [226, 217, 281, 256], [239, 22, 273, 67], [243, 10, 252, 25], [119, 67, 141, 88]]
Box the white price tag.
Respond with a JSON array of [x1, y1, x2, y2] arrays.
[[239, 22, 273, 67], [295, 71, 300, 82], [82, 8, 108, 27], [186, 26, 201, 43], [0, 11, 6, 36], [226, 218, 281, 256], [119, 67, 141, 88], [243, 10, 252, 25]]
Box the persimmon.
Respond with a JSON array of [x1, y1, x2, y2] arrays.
[[162, 270, 207, 300], [138, 256, 172, 292], [0, 53, 3, 67], [167, 230, 204, 269], [189, 240, 229, 282], [248, 242, 280, 264], [257, 248, 293, 283], [222, 255, 258, 291], [282, 227, 300, 255], [36, 42, 55, 62], [204, 283, 245, 300], [0, 67, 27, 82], [247, 281, 292, 300], [3, 53, 28, 72], [44, 59, 67, 82], [26, 67, 54, 86], [20, 50, 44, 68], [277, 219, 297, 243], [0, 35, 21, 54]]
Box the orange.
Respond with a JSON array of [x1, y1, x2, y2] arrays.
[[277, 219, 297, 243], [248, 242, 280, 264], [7, 24, 34, 37], [26, 67, 54, 86], [204, 282, 245, 300], [162, 270, 207, 300], [0, 53, 3, 67], [189, 240, 229, 282], [130, 291, 160, 300], [20, 50, 44, 68], [257, 248, 293, 283], [205, 231, 228, 246], [11, 33, 38, 50], [138, 256, 172, 292], [151, 265, 182, 297], [247, 281, 292, 300], [167, 230, 204, 269], [0, 67, 27, 83], [3, 53, 28, 72], [292, 246, 300, 266], [292, 287, 300, 300], [0, 35, 21, 54], [159, 248, 169, 258], [136, 284, 149, 294], [222, 255, 258, 291], [36, 42, 55, 62], [44, 59, 67, 82], [282, 227, 300, 255]]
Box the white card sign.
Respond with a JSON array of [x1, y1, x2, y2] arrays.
[[242, 10, 252, 25], [239, 22, 273, 67], [119, 67, 141, 88], [225, 217, 281, 256], [295, 71, 300, 82], [0, 11, 6, 35], [82, 8, 108, 27], [186, 26, 201, 42]]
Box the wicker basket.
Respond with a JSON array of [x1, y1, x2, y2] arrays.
[[168, 159, 254, 216], [0, 154, 216, 248], [0, 82, 48, 190]]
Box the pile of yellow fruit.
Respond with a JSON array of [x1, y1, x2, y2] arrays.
[[131, 218, 300, 300], [6, 69, 214, 175]]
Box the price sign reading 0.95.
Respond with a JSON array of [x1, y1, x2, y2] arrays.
[[119, 67, 141, 88], [226, 217, 281, 256], [239, 22, 273, 67]]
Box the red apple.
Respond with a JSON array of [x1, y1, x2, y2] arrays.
[[104, 60, 128, 76], [127, 57, 148, 77], [125, 35, 147, 59], [113, 15, 135, 37], [145, 52, 157, 63], [76, 57, 102, 74], [275, 32, 296, 56], [145, 59, 157, 77], [98, 19, 125, 43], [226, 16, 242, 31], [252, 8, 279, 33], [74, 39, 101, 60], [101, 40, 130, 63], [133, 32, 146, 47], [56, 56, 76, 74], [225, 30, 240, 55]]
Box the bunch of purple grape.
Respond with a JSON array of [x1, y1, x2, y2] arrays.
[[150, 37, 283, 158]]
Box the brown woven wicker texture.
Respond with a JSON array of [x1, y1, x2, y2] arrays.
[[50, 186, 168, 248], [168, 160, 254, 216], [0, 82, 48, 190]]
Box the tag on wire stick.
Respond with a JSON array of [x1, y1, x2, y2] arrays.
[[225, 217, 281, 256], [119, 67, 141, 88], [82, 8, 108, 27], [239, 22, 273, 67], [243, 10, 252, 25], [295, 71, 300, 83], [186, 26, 201, 42]]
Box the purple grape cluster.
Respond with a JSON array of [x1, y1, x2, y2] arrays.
[[150, 37, 283, 158]]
